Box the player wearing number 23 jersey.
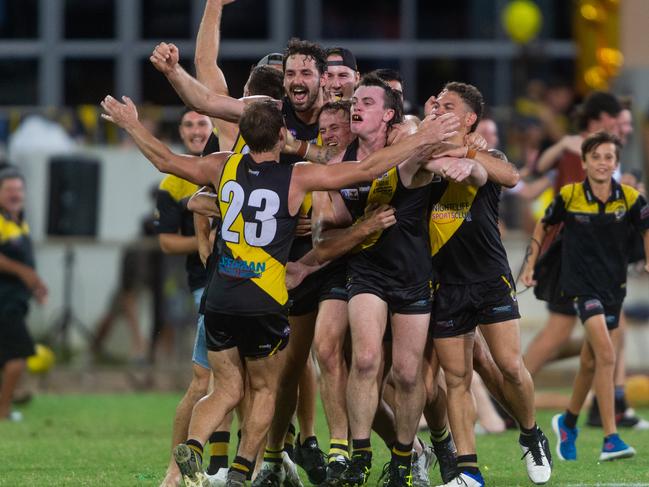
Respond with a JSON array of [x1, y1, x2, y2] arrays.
[[205, 153, 297, 316]]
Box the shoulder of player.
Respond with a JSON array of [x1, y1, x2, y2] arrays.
[[558, 182, 579, 203], [620, 183, 641, 207]]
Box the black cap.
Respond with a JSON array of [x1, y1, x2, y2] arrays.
[[256, 52, 284, 68], [326, 47, 357, 71]]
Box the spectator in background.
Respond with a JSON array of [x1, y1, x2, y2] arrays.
[[0, 166, 48, 421]]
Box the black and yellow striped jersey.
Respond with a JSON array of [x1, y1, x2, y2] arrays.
[[346, 165, 432, 290], [542, 178, 649, 303], [155, 174, 207, 291], [205, 153, 297, 315], [429, 178, 510, 284], [0, 211, 34, 306]]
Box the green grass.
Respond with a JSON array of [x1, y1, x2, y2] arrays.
[[1, 393, 648, 486]]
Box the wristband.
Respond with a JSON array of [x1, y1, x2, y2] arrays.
[[304, 143, 311, 160], [297, 141, 308, 158], [466, 148, 477, 160]]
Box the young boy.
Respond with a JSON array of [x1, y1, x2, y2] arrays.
[[522, 131, 649, 462]]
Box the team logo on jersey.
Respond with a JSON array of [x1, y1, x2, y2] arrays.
[[340, 188, 359, 200], [430, 202, 472, 223], [575, 214, 591, 224], [218, 255, 266, 279], [613, 204, 626, 221]]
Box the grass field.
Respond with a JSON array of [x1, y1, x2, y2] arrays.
[[1, 393, 649, 486]]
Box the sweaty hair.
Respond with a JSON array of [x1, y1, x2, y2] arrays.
[[581, 131, 622, 162], [319, 100, 352, 121], [246, 65, 284, 99], [443, 81, 484, 133], [357, 73, 404, 127], [577, 91, 622, 130], [283, 38, 327, 76], [371, 68, 403, 85], [239, 101, 285, 153]]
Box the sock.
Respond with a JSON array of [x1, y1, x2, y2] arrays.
[[457, 454, 480, 476], [284, 423, 296, 458], [519, 423, 539, 445], [615, 386, 628, 413], [230, 455, 253, 478], [391, 441, 413, 466], [263, 446, 283, 465], [351, 438, 372, 459], [186, 439, 204, 466], [564, 410, 579, 430], [207, 431, 230, 475], [430, 425, 450, 444], [329, 438, 349, 461]]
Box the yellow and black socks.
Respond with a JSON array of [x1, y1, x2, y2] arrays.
[[230, 456, 253, 478], [284, 423, 296, 458], [457, 454, 480, 476], [430, 425, 451, 447], [263, 446, 284, 465], [186, 439, 204, 466], [351, 438, 372, 460], [391, 441, 413, 466], [207, 431, 230, 475], [329, 438, 350, 461]]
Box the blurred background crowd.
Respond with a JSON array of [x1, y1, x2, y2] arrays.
[[1, 0, 648, 375]]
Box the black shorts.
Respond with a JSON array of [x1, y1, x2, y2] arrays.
[[288, 263, 348, 316], [431, 273, 521, 338], [347, 274, 432, 315], [547, 295, 578, 316], [0, 304, 35, 366], [203, 311, 290, 358], [574, 296, 622, 330]]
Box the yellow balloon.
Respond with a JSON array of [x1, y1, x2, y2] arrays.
[[502, 0, 543, 44], [625, 375, 649, 408], [27, 344, 56, 374]]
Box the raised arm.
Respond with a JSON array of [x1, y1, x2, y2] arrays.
[[101, 95, 228, 185], [188, 188, 220, 218], [194, 0, 241, 149], [290, 113, 458, 211], [195, 0, 234, 95], [150, 42, 244, 122], [423, 156, 488, 187]]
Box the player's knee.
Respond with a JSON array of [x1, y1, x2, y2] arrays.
[[579, 353, 596, 373], [443, 367, 471, 390], [594, 347, 616, 369], [392, 367, 419, 392], [188, 367, 211, 397], [315, 339, 342, 372], [499, 357, 524, 384], [351, 348, 380, 377]]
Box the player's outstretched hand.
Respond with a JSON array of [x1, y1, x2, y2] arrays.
[[100, 95, 139, 129], [418, 112, 459, 144], [363, 204, 396, 232], [150, 42, 180, 75]]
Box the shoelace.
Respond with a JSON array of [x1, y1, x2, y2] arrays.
[[521, 441, 545, 466]]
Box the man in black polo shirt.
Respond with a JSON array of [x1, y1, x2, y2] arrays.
[[0, 167, 48, 421]]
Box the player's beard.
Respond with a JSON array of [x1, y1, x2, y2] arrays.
[[290, 84, 319, 113]]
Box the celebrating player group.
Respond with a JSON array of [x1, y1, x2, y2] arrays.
[[99, 1, 649, 487]]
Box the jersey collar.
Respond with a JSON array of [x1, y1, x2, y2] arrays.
[[582, 177, 622, 204]]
